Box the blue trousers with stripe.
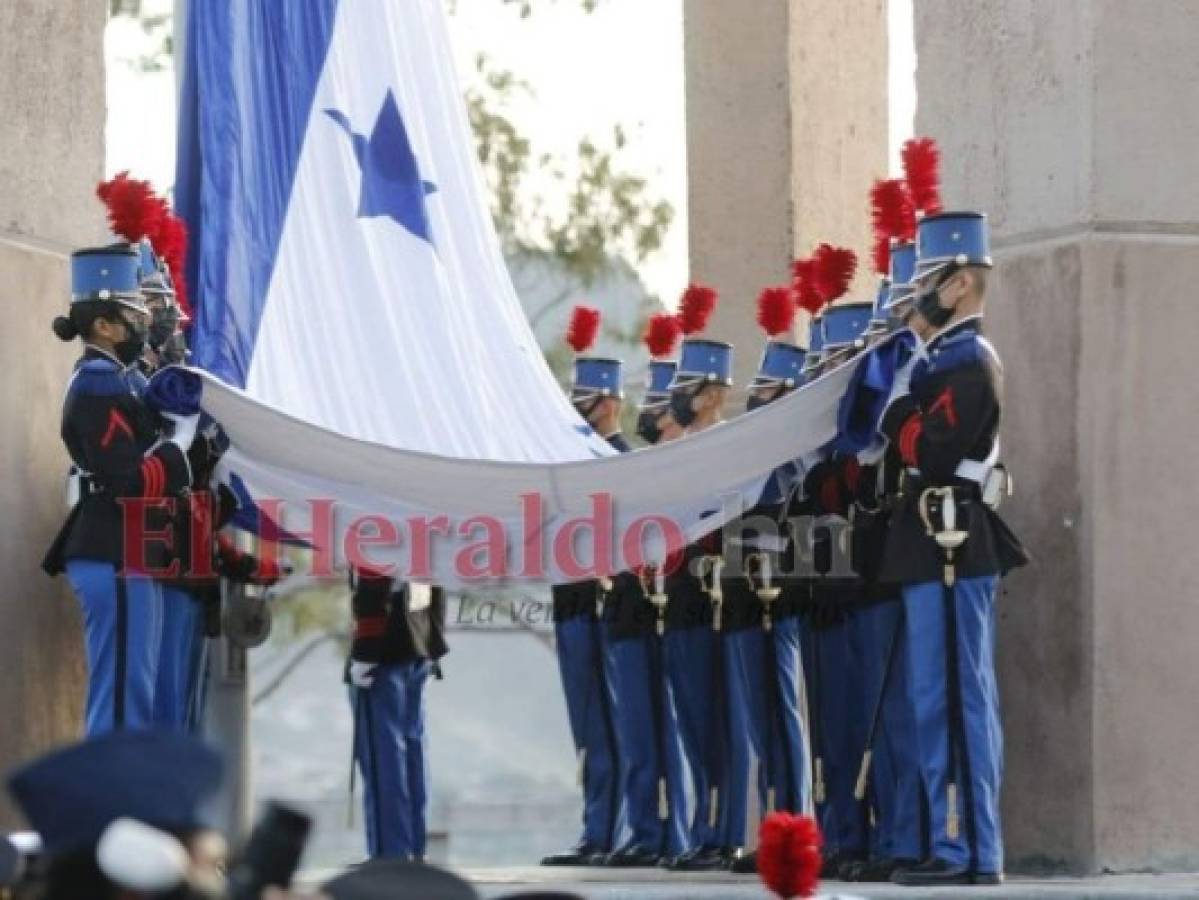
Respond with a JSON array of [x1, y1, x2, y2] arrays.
[[858, 601, 920, 862], [65, 560, 163, 736], [351, 660, 432, 859], [603, 634, 688, 857], [856, 600, 923, 861], [903, 576, 1003, 873], [661, 627, 724, 853], [725, 618, 811, 820], [154, 586, 206, 731], [555, 615, 621, 850], [803, 615, 869, 855]]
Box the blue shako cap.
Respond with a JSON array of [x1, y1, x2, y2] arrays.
[[915, 211, 992, 278], [7, 730, 224, 857], [641, 359, 677, 407], [821, 301, 874, 349], [803, 317, 825, 372], [669, 338, 734, 389], [889, 241, 918, 286], [753, 340, 807, 389], [70, 243, 146, 312], [572, 357, 624, 398], [138, 239, 174, 298]]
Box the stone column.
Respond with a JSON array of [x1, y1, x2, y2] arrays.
[[684, 0, 889, 388], [0, 0, 106, 824], [915, 0, 1199, 873]]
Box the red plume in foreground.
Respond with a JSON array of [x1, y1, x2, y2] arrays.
[[566, 305, 601, 353], [644, 312, 682, 358], [756, 286, 797, 338], [679, 283, 718, 335], [758, 812, 823, 899], [902, 136, 943, 216], [812, 243, 858, 304], [791, 258, 824, 316], [96, 171, 166, 243]]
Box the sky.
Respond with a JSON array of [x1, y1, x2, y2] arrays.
[[105, 0, 915, 306]]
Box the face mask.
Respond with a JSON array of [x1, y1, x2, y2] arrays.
[[573, 395, 602, 425], [149, 305, 181, 350], [159, 331, 189, 366], [636, 409, 663, 444], [113, 312, 148, 366], [913, 273, 956, 329], [746, 385, 784, 413], [669, 388, 697, 429]]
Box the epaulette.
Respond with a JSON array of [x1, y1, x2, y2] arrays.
[[69, 357, 129, 398], [918, 326, 995, 381]]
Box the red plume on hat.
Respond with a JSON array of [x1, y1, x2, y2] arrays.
[[153, 213, 191, 317], [96, 172, 166, 243], [679, 283, 718, 336], [872, 235, 892, 278], [791, 257, 824, 315], [566, 304, 601, 353], [758, 812, 823, 899], [871, 178, 917, 242], [97, 172, 193, 317], [756, 286, 796, 338], [644, 312, 682, 358], [901, 137, 943, 216], [812, 243, 857, 305]]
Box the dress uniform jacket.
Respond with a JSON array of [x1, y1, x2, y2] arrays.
[[878, 318, 1028, 584]]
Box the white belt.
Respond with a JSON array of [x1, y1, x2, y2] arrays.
[[907, 440, 1000, 487], [729, 534, 789, 553]]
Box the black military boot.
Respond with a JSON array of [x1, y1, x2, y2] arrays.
[[892, 857, 1003, 886], [664, 845, 727, 871], [844, 856, 919, 882], [603, 845, 661, 867], [729, 849, 758, 874], [540, 843, 606, 866]]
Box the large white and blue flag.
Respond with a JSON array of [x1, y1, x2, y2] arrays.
[[176, 0, 856, 585]]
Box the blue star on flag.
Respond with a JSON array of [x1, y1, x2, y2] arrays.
[[325, 90, 437, 244]]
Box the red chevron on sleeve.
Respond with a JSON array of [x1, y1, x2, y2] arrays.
[[354, 616, 388, 639], [100, 408, 134, 449], [928, 387, 958, 429], [897, 414, 923, 467]]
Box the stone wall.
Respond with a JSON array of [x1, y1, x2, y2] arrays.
[[0, 0, 106, 826], [915, 0, 1199, 873], [684, 0, 888, 389]]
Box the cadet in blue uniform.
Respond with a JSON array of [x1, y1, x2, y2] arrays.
[[878, 212, 1028, 886], [602, 355, 690, 868], [660, 337, 747, 871], [348, 570, 449, 860], [842, 241, 926, 882], [801, 301, 876, 879], [128, 241, 211, 733], [43, 244, 200, 735], [725, 306, 813, 876], [542, 321, 625, 866]]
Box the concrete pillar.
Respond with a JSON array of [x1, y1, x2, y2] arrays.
[[0, 0, 106, 824], [684, 0, 889, 388], [915, 0, 1199, 874]]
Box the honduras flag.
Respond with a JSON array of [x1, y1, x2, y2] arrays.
[[175, 0, 613, 462], [174, 0, 860, 585]]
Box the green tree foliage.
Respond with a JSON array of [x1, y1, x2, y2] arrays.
[[464, 51, 673, 287]]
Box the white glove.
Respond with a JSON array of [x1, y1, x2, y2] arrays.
[[349, 660, 377, 690], [162, 412, 201, 452]]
